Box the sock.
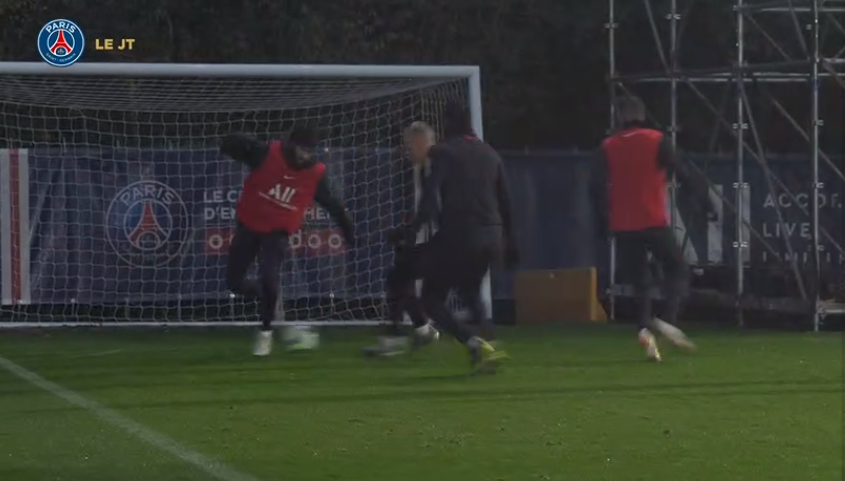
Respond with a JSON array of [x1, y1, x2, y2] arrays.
[[259, 316, 273, 332]]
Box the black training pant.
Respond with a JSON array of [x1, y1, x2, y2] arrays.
[[386, 235, 497, 344], [614, 226, 689, 330], [226, 223, 288, 331], [385, 244, 429, 336]]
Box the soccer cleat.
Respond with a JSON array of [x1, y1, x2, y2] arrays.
[[470, 338, 509, 374], [653, 318, 697, 352], [638, 328, 662, 362], [412, 322, 440, 350], [283, 325, 320, 352], [362, 336, 409, 357], [253, 330, 274, 357]]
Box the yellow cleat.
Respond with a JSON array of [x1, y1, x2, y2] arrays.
[[472, 340, 509, 374]]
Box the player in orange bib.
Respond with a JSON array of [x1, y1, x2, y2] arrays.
[[220, 126, 354, 356]]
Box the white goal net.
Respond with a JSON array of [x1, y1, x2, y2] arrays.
[[0, 62, 489, 327]]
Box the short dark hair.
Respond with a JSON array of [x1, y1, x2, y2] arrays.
[[615, 96, 646, 124], [288, 125, 318, 148], [442, 100, 473, 136]]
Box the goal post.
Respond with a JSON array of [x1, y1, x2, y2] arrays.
[[0, 61, 490, 327]]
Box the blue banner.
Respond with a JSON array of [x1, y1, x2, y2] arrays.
[[4, 147, 404, 305], [491, 153, 843, 299], [0, 148, 841, 305]]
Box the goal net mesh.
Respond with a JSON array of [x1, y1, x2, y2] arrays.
[[0, 71, 473, 326]]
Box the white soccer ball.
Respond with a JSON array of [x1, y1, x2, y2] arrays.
[[282, 325, 320, 351]]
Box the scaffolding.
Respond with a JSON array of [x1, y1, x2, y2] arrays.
[[606, 0, 844, 330]]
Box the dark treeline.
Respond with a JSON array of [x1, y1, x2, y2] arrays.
[[0, 0, 841, 152]]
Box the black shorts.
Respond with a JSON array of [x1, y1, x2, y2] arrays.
[[399, 235, 498, 288], [614, 226, 686, 286], [226, 223, 289, 282]]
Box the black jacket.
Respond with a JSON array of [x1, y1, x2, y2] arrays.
[[410, 134, 515, 249]]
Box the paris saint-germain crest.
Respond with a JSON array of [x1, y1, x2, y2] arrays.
[[106, 181, 191, 267], [37, 19, 85, 67]]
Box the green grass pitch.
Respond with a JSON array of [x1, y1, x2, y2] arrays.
[[0, 324, 841, 481]]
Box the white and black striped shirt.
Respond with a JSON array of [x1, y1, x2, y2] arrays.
[[413, 158, 439, 243]]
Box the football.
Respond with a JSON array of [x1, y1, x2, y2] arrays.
[[282, 325, 320, 351]]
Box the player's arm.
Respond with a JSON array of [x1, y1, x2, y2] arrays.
[[656, 135, 716, 217], [589, 147, 610, 238], [313, 175, 354, 246], [220, 133, 268, 170], [407, 145, 446, 236]]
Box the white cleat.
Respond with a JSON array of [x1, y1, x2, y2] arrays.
[[362, 335, 409, 357], [653, 318, 697, 352], [253, 330, 274, 356], [638, 328, 662, 362], [413, 322, 440, 348]]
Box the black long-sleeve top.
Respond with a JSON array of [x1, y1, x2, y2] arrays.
[[410, 135, 515, 248]]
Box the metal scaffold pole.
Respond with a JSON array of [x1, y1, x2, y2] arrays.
[[606, 0, 618, 321], [734, 0, 748, 327], [669, 0, 680, 234], [809, 0, 822, 331], [606, 0, 844, 327]]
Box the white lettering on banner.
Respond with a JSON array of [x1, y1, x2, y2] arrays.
[[761, 250, 844, 264], [203, 189, 241, 204], [208, 234, 224, 251], [201, 190, 332, 223], [204, 227, 234, 254], [203, 227, 345, 256], [119, 183, 178, 206], [763, 192, 841, 210], [203, 206, 237, 221], [289, 229, 346, 256], [760, 190, 842, 265], [762, 222, 812, 239], [303, 205, 330, 222]]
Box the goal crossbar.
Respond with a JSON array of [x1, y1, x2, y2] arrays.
[[0, 61, 484, 140]]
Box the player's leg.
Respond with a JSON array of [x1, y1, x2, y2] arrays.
[[362, 264, 413, 356], [455, 245, 497, 342], [407, 283, 439, 348], [419, 244, 507, 372], [364, 245, 436, 357], [615, 231, 661, 360], [387, 245, 430, 331], [226, 224, 262, 298], [394, 245, 437, 343], [646, 227, 696, 351], [418, 277, 468, 344], [251, 231, 288, 356]]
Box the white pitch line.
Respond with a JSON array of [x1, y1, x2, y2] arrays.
[[0, 354, 265, 481]]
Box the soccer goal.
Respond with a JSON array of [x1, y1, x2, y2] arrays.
[[0, 62, 490, 327]]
